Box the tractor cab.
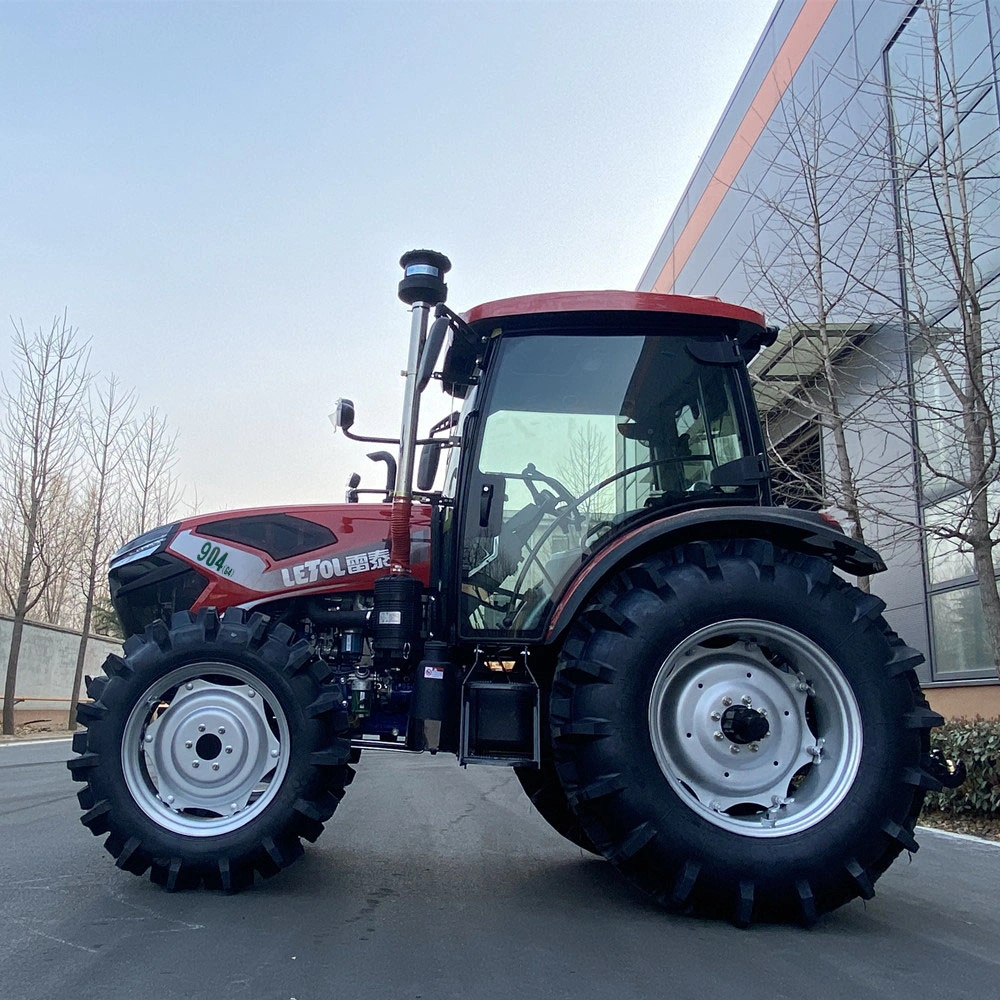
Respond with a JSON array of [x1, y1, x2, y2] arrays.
[[427, 291, 776, 642]]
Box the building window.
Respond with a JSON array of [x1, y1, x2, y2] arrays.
[[886, 0, 1000, 681], [769, 423, 823, 511], [929, 582, 998, 678]]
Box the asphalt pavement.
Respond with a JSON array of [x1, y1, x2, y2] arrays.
[[1, 738, 998, 1000]]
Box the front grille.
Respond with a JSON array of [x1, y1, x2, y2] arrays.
[[110, 553, 210, 637]]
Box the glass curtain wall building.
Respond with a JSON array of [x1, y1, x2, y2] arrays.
[[639, 0, 1000, 712]]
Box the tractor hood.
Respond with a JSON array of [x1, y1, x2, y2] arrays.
[[109, 503, 433, 636]]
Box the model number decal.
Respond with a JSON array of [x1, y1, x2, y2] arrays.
[[280, 548, 390, 588], [197, 542, 234, 577]]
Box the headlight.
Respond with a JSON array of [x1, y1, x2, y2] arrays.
[[109, 523, 179, 569]]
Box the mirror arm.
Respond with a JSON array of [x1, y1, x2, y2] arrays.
[[415, 435, 458, 447], [342, 427, 401, 445], [434, 303, 474, 337]]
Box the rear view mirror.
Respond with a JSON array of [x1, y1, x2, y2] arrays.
[[417, 316, 450, 392], [332, 399, 355, 433], [417, 441, 444, 492]]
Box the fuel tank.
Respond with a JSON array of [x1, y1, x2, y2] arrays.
[[108, 503, 432, 637]]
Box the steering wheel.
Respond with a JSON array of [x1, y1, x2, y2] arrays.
[[466, 464, 579, 596], [519, 464, 583, 527], [505, 455, 713, 622]]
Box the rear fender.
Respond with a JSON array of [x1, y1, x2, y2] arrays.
[[545, 507, 886, 643]]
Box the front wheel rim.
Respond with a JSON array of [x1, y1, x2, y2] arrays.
[[121, 662, 291, 837], [647, 619, 862, 838]]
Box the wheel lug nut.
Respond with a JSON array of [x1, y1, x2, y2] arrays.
[[185, 683, 194, 690], [759, 708, 768, 716], [248, 689, 256, 698], [710, 711, 721, 721], [270, 749, 279, 758], [749, 743, 759, 752], [212, 763, 220, 771], [225, 746, 233, 754], [218, 727, 226, 735], [184, 740, 193, 748], [714, 731, 725, 741], [198, 724, 206, 733], [741, 695, 752, 706], [192, 761, 200, 768], [730, 745, 740, 755], [722, 697, 733, 707]]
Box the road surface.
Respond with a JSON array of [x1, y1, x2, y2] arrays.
[[1, 739, 997, 1000]]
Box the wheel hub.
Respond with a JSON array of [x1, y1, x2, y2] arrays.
[[647, 619, 862, 838], [122, 664, 290, 837], [721, 704, 770, 744], [142, 678, 281, 816]]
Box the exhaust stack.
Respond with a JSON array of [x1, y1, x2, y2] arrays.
[[388, 249, 450, 575]]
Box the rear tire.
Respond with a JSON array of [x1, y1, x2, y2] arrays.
[[68, 608, 353, 891], [550, 538, 940, 925], [515, 761, 601, 855]]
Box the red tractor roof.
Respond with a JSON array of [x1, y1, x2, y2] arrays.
[[464, 291, 764, 327]]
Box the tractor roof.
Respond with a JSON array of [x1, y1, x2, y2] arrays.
[[463, 291, 764, 328], [442, 290, 771, 398]]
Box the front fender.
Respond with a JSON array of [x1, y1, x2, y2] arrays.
[[545, 507, 885, 643]]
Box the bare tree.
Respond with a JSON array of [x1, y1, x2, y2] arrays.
[[67, 375, 137, 728], [557, 421, 615, 523], [35, 472, 85, 626], [740, 88, 903, 590], [0, 314, 89, 734], [123, 406, 180, 537]]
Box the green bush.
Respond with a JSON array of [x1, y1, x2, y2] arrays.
[[924, 717, 1000, 816]]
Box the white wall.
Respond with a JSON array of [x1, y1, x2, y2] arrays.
[[0, 615, 121, 710]]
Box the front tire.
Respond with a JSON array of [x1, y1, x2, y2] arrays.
[[68, 608, 353, 891], [550, 539, 941, 925]]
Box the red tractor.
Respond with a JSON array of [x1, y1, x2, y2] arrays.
[[69, 251, 948, 925]]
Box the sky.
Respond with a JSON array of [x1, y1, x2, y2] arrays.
[[1, 0, 776, 517]]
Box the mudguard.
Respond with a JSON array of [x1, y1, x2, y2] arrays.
[[545, 506, 886, 643]]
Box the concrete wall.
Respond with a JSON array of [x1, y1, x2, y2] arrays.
[[927, 685, 1000, 721], [0, 614, 121, 721]]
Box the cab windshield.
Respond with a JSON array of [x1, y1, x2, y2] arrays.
[[460, 332, 757, 637]]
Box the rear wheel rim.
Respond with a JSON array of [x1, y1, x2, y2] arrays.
[[647, 619, 862, 838], [121, 662, 290, 837]]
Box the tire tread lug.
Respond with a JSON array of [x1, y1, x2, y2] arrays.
[[882, 818, 919, 854], [845, 858, 876, 899]]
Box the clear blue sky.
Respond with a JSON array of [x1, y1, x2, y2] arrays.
[[2, 0, 775, 514]]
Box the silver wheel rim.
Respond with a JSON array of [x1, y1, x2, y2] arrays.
[[122, 662, 290, 837], [647, 619, 862, 838]]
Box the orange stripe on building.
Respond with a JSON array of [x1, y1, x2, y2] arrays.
[[652, 0, 837, 293]]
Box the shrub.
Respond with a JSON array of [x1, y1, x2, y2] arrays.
[[924, 717, 1000, 817]]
